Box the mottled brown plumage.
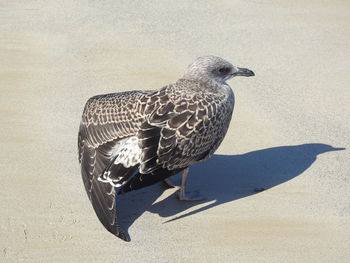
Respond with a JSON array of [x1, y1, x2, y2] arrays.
[[78, 56, 254, 241]]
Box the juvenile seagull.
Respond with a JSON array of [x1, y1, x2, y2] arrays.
[[78, 56, 254, 241]]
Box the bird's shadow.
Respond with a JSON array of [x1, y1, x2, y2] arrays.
[[117, 143, 345, 240]]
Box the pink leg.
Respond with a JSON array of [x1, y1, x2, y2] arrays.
[[177, 168, 205, 201]]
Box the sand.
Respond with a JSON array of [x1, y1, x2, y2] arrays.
[[0, 0, 349, 262]]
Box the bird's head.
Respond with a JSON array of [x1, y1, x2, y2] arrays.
[[183, 55, 255, 84]]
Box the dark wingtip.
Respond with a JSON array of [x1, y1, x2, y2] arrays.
[[96, 207, 130, 242], [89, 181, 130, 242], [112, 222, 130, 242], [100, 217, 130, 242], [116, 230, 130, 242]]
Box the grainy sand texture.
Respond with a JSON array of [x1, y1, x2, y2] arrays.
[[1, 1, 349, 262]]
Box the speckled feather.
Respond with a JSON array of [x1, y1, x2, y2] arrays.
[[78, 80, 234, 239], [79, 82, 233, 175], [78, 56, 252, 241]]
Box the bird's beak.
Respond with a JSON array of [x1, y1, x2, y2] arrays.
[[232, 67, 255, 77]]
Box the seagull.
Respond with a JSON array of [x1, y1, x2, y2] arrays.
[[78, 56, 254, 241]]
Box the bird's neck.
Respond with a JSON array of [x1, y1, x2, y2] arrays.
[[177, 78, 232, 96], [183, 74, 225, 86]]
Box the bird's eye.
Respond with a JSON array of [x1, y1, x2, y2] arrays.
[[219, 67, 230, 74]]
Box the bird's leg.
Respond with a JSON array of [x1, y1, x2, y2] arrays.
[[177, 168, 205, 201]]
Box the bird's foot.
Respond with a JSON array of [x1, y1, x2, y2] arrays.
[[177, 190, 206, 201]]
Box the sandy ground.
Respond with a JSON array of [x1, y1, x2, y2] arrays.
[[1, 0, 349, 262]]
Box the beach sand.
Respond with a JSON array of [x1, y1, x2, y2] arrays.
[[0, 0, 349, 262]]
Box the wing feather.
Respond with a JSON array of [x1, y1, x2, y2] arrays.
[[78, 80, 234, 239], [78, 91, 149, 241], [79, 137, 128, 240], [136, 80, 234, 172]]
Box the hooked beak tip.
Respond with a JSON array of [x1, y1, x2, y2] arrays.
[[233, 67, 255, 77]]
